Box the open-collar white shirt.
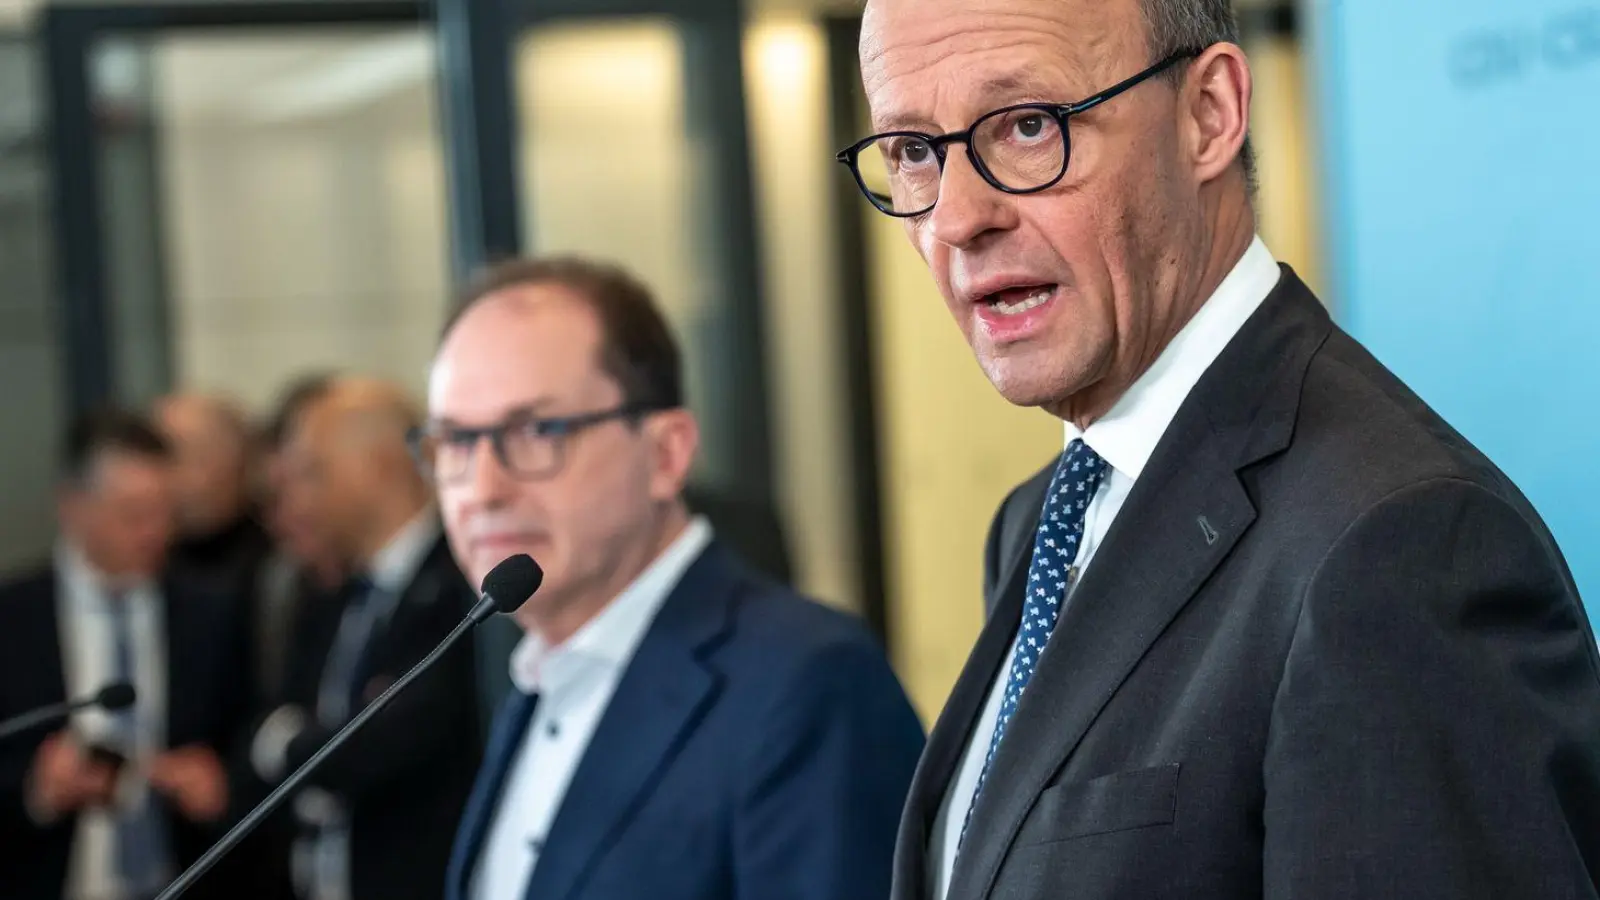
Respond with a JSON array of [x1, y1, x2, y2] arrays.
[[52, 542, 168, 900], [470, 516, 713, 900]]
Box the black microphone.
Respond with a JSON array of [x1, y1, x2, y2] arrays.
[[153, 553, 543, 900], [0, 681, 138, 743]]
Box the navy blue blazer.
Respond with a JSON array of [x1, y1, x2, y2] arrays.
[[445, 540, 925, 900]]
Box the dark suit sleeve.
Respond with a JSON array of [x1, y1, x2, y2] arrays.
[[732, 637, 925, 900], [0, 716, 45, 853], [281, 589, 480, 803], [1264, 477, 1600, 898]]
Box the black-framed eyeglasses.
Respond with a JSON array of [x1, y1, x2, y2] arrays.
[[836, 50, 1201, 218], [407, 403, 669, 484]]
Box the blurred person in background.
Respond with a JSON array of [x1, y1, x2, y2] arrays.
[[154, 393, 274, 618], [224, 373, 350, 900], [248, 377, 481, 900], [424, 256, 925, 900], [255, 373, 346, 703], [0, 410, 252, 900]]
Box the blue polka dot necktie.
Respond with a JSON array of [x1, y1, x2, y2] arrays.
[[961, 438, 1109, 842]]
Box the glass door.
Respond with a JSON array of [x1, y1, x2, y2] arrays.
[[507, 0, 774, 505], [448, 0, 786, 706], [42, 2, 445, 413]]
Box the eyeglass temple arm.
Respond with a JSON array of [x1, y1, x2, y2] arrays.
[[1061, 50, 1199, 117]]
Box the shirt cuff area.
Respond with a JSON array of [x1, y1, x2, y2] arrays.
[[251, 705, 309, 783]]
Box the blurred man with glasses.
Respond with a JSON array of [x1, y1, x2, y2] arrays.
[[842, 0, 1600, 898], [422, 257, 924, 900], [251, 378, 481, 900]]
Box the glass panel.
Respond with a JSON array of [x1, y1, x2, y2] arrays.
[[742, 16, 863, 613], [515, 19, 738, 489], [87, 26, 449, 411], [1238, 22, 1323, 296], [0, 33, 68, 577]]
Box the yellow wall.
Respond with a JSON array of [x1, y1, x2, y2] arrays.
[[743, 18, 865, 615], [864, 214, 1060, 722], [1246, 32, 1324, 296]]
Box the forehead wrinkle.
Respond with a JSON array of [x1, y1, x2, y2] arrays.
[[863, 9, 1127, 132]]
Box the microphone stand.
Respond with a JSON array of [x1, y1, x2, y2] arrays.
[[152, 606, 484, 900]]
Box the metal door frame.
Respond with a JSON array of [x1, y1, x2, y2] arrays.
[[40, 0, 424, 413]]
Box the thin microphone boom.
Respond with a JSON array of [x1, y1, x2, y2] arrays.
[[153, 554, 541, 900], [0, 681, 138, 743]]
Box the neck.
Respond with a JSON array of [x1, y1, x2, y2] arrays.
[[68, 542, 151, 589], [183, 505, 249, 544], [1053, 194, 1256, 430], [522, 502, 691, 648], [354, 492, 429, 568]]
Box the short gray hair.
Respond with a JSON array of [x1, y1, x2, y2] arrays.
[[1138, 0, 1256, 188]]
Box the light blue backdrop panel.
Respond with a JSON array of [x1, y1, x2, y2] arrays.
[[1310, 0, 1600, 610]]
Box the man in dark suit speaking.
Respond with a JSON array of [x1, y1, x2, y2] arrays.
[[420, 256, 925, 900], [839, 0, 1600, 897]]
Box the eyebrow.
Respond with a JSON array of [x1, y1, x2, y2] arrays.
[[431, 400, 558, 429], [975, 71, 1062, 102], [872, 71, 1072, 133]]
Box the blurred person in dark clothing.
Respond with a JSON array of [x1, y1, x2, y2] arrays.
[[0, 410, 252, 900], [155, 393, 274, 611], [227, 376, 347, 900], [249, 377, 481, 900], [681, 485, 792, 585], [254, 374, 346, 702]]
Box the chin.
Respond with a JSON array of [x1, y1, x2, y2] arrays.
[[982, 335, 1106, 411], [979, 357, 1072, 409], [991, 380, 1066, 410]]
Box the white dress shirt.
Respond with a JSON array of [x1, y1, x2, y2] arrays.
[[52, 543, 170, 900], [470, 516, 713, 900], [927, 235, 1282, 898]]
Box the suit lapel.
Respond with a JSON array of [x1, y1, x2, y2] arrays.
[[950, 270, 1331, 899], [161, 584, 187, 744], [891, 472, 1049, 900], [448, 688, 541, 900], [354, 537, 454, 698], [523, 543, 739, 900]]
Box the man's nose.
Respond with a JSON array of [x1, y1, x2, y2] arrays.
[[926, 149, 1019, 250], [463, 435, 517, 506]]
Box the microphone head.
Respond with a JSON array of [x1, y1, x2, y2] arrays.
[[96, 681, 137, 712], [480, 554, 543, 615]]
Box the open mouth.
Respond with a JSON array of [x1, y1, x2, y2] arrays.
[[982, 284, 1058, 316], [972, 282, 1061, 342]]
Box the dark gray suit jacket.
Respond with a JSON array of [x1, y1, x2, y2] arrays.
[[893, 267, 1600, 900]]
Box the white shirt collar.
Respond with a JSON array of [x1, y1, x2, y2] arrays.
[[54, 540, 155, 601], [366, 506, 441, 594], [1066, 234, 1281, 478], [509, 515, 713, 697]]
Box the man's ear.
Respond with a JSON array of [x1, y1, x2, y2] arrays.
[[645, 409, 700, 502], [1183, 42, 1252, 185]]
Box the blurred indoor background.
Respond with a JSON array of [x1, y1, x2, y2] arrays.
[[0, 0, 1593, 721]]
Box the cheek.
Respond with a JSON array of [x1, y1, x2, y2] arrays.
[[437, 487, 469, 533], [551, 451, 647, 547], [1028, 199, 1122, 318], [911, 227, 964, 323], [911, 223, 947, 282]]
